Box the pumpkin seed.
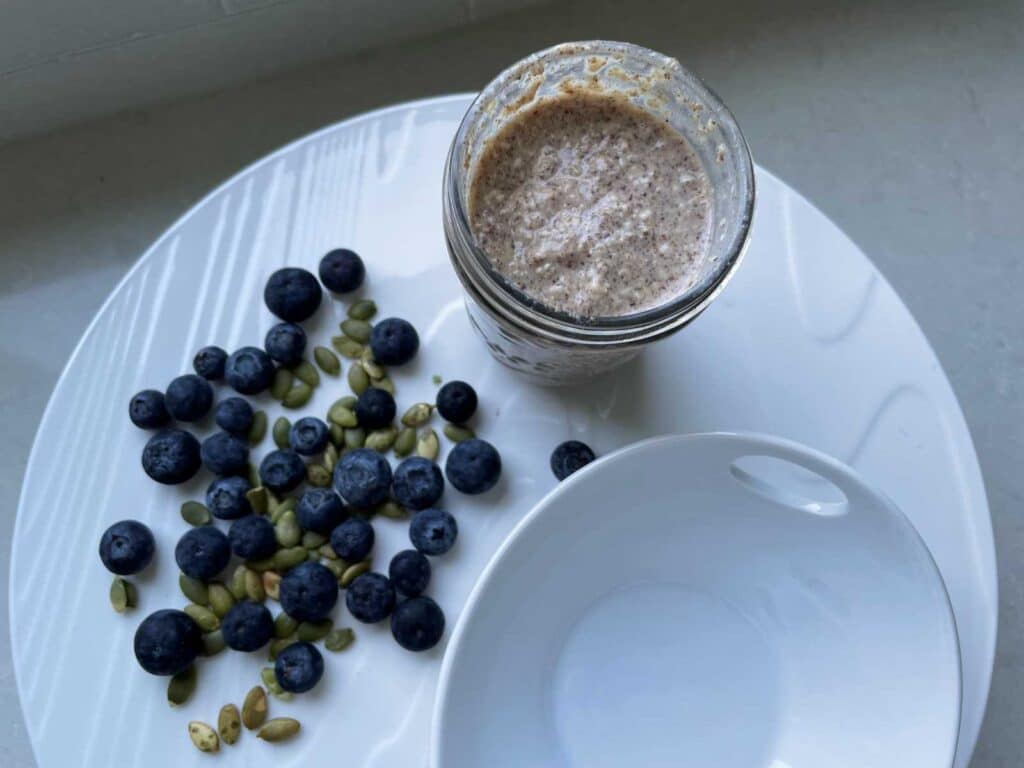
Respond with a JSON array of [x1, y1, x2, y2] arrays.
[[401, 403, 433, 428], [184, 604, 219, 632], [248, 410, 268, 444], [258, 718, 301, 743], [306, 463, 331, 487], [323, 442, 339, 471], [319, 543, 340, 561], [272, 416, 291, 449], [344, 426, 366, 450], [337, 395, 358, 409], [393, 426, 416, 457], [432, 374, 442, 385], [325, 627, 355, 652], [274, 612, 299, 639], [180, 500, 210, 526], [341, 318, 372, 343], [268, 495, 294, 524], [272, 546, 308, 571], [218, 704, 241, 745], [302, 531, 327, 549], [282, 381, 314, 409], [167, 665, 197, 707], [202, 629, 226, 657], [228, 565, 248, 600], [340, 560, 371, 588], [296, 619, 333, 642], [188, 721, 219, 753], [208, 583, 235, 618], [242, 685, 268, 730], [360, 347, 385, 380], [416, 428, 439, 460], [179, 574, 209, 606], [245, 486, 268, 515], [375, 500, 407, 519], [348, 361, 370, 395], [245, 569, 266, 602], [365, 426, 398, 452], [331, 334, 364, 359], [323, 558, 347, 580], [269, 367, 294, 400], [328, 400, 358, 427], [247, 462, 261, 488], [109, 577, 136, 613], [268, 636, 297, 660], [328, 422, 345, 447], [314, 346, 340, 375], [347, 299, 377, 321], [275, 509, 301, 547], [247, 555, 275, 572], [372, 377, 396, 395], [444, 423, 476, 443], [262, 571, 281, 601], [293, 359, 320, 387]]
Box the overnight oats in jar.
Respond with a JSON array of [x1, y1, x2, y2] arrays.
[[443, 41, 755, 385]]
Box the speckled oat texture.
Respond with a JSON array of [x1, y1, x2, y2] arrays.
[[468, 92, 712, 318]]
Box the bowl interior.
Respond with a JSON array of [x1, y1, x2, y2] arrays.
[[433, 433, 960, 768]]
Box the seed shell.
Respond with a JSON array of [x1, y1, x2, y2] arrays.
[[218, 704, 242, 745], [188, 721, 219, 753], [167, 665, 197, 707], [180, 500, 210, 526], [258, 718, 301, 742], [416, 428, 440, 461], [325, 627, 355, 652], [242, 685, 268, 730]]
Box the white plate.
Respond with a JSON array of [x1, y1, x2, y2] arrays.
[[10, 95, 994, 767], [434, 432, 962, 768]]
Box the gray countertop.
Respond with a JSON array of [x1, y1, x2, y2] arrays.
[[1, 0, 1021, 765]]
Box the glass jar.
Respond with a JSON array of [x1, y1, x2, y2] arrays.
[[443, 41, 755, 385]]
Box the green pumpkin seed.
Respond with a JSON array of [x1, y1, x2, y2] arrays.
[[202, 629, 226, 657], [184, 604, 219, 632], [302, 531, 327, 549], [245, 486, 268, 515], [325, 627, 356, 652], [323, 558, 347, 580], [179, 574, 209, 606], [167, 665, 197, 707], [208, 583, 235, 618], [247, 462, 261, 488], [347, 299, 377, 321], [258, 718, 301, 743], [372, 377, 396, 395], [247, 556, 275, 572], [282, 381, 314, 409], [228, 565, 248, 600], [319, 543, 340, 561], [268, 636, 296, 660], [401, 403, 433, 428], [328, 422, 345, 447], [242, 685, 268, 730], [262, 671, 293, 702], [274, 612, 299, 639], [348, 361, 370, 395], [337, 395, 358, 409], [344, 426, 366, 450], [180, 500, 210, 526], [293, 360, 320, 387], [218, 704, 241, 745], [341, 318, 372, 343], [328, 401, 358, 427], [375, 500, 407, 519], [188, 721, 219, 753], [272, 546, 308, 571], [272, 416, 292, 449], [306, 550, 320, 562], [306, 463, 331, 487], [432, 374, 443, 385], [296, 619, 333, 642], [268, 495, 294, 524], [393, 427, 416, 457], [275, 509, 301, 547], [360, 347, 385, 380], [444, 423, 476, 442], [262, 571, 281, 600], [340, 560, 371, 588], [314, 346, 340, 375], [324, 442, 339, 471], [331, 335, 364, 359], [245, 569, 266, 602], [416, 428, 439, 461], [269, 367, 294, 400], [109, 577, 136, 613], [365, 426, 398, 452], [248, 410, 268, 444]]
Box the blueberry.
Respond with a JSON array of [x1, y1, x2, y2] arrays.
[[445, 439, 501, 495], [129, 389, 170, 429], [333, 448, 392, 508], [369, 318, 419, 366], [165, 374, 214, 422], [354, 388, 395, 430], [259, 449, 306, 494], [550, 440, 596, 481], [275, 641, 324, 693], [388, 549, 431, 596], [98, 520, 155, 575], [391, 596, 445, 652], [175, 526, 231, 581], [206, 475, 252, 520], [279, 562, 339, 622], [221, 600, 274, 652], [264, 267, 322, 322], [215, 396, 254, 436], [229, 515, 278, 560], [319, 248, 365, 293], [225, 346, 275, 395], [193, 346, 227, 380], [142, 429, 201, 484], [264, 322, 307, 366], [330, 518, 374, 562], [345, 572, 396, 624], [409, 509, 458, 556], [134, 609, 203, 676], [290, 416, 329, 456], [296, 488, 345, 534], [392, 457, 444, 510], [436, 380, 478, 423], [200, 431, 249, 475]]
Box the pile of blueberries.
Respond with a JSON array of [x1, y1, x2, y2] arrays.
[[100, 248, 503, 703]]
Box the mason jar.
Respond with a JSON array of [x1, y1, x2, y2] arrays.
[[443, 41, 755, 385]]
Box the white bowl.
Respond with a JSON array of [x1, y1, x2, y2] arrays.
[[432, 433, 960, 768]]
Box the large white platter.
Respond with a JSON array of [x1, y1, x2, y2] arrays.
[[10, 94, 995, 767]]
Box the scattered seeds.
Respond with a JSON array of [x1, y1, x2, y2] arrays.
[[272, 416, 292, 449], [184, 604, 220, 632], [245, 568, 266, 602], [340, 560, 371, 588], [323, 442, 339, 471], [327, 400, 358, 427], [348, 361, 370, 395], [248, 410, 268, 444], [347, 299, 377, 321], [202, 630, 226, 656], [375, 500, 407, 519], [109, 577, 136, 613], [331, 335, 364, 359], [372, 377, 396, 395], [245, 486, 269, 515], [444, 423, 476, 443], [180, 500, 211, 526], [416, 428, 440, 461], [275, 509, 301, 547], [270, 367, 294, 401], [258, 718, 301, 743], [218, 704, 242, 745], [394, 426, 416, 457], [167, 665, 197, 707], [296, 619, 333, 642], [283, 381, 314, 409], [292, 360, 320, 387], [274, 613, 299, 639], [302, 531, 327, 549], [365, 426, 398, 452], [314, 346, 341, 375], [208, 583, 235, 618], [179, 574, 209, 606], [262, 571, 281, 601], [341, 318, 372, 343], [272, 546, 308, 571], [188, 721, 219, 753], [344, 426, 366, 450], [325, 627, 355, 652], [228, 565, 248, 600], [306, 463, 331, 487], [360, 347, 385, 380], [401, 403, 433, 428], [242, 686, 268, 730]]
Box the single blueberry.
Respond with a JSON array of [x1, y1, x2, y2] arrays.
[[275, 641, 324, 693], [229, 515, 278, 560], [200, 431, 250, 475], [279, 562, 339, 622], [345, 572, 396, 624], [319, 248, 365, 293], [129, 389, 170, 429], [333, 448, 392, 508], [445, 438, 501, 495], [175, 526, 231, 581], [354, 388, 396, 430], [264, 322, 307, 366], [392, 457, 444, 510], [296, 488, 346, 534], [206, 475, 252, 520], [215, 396, 254, 436], [550, 440, 596, 481], [289, 416, 329, 456], [221, 600, 274, 652], [391, 596, 445, 652], [165, 374, 214, 422], [193, 346, 227, 380], [134, 609, 203, 676], [259, 449, 306, 494], [264, 267, 322, 322], [409, 508, 458, 556], [98, 520, 155, 575], [388, 549, 431, 596], [330, 517, 374, 562], [369, 318, 419, 366], [142, 429, 201, 484], [436, 380, 478, 424], [225, 346, 275, 395]]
